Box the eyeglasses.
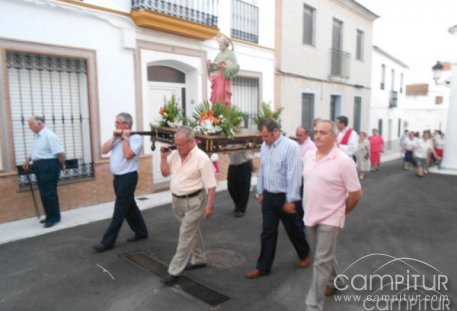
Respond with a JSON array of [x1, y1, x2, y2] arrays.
[[115, 121, 128, 125]]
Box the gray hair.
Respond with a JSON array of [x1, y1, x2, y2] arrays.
[[32, 115, 45, 124], [116, 112, 133, 126], [175, 126, 195, 141], [315, 119, 337, 134]]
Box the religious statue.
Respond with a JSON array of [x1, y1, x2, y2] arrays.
[[207, 34, 240, 107]]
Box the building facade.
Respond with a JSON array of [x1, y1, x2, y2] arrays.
[[369, 45, 408, 150], [275, 0, 377, 136], [0, 0, 275, 222]]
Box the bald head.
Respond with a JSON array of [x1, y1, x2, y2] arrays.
[[295, 126, 310, 144]]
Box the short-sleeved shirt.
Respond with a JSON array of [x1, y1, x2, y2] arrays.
[[31, 127, 64, 161], [110, 134, 143, 175], [337, 127, 358, 157], [303, 146, 361, 228], [168, 145, 217, 195]]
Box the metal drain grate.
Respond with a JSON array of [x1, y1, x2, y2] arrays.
[[126, 252, 230, 307]]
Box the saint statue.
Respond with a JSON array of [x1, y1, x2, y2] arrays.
[[207, 34, 240, 107]]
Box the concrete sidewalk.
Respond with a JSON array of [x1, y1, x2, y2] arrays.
[[0, 180, 237, 245]]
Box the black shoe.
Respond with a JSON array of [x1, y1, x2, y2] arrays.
[[44, 221, 59, 228], [126, 234, 148, 242], [184, 262, 207, 271], [234, 211, 244, 218], [93, 244, 113, 253], [39, 219, 47, 224], [161, 273, 178, 285]]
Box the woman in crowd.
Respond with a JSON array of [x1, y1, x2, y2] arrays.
[[403, 131, 416, 170], [414, 131, 436, 177], [356, 131, 370, 180], [369, 128, 384, 171]]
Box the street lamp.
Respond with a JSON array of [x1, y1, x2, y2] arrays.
[[432, 61, 444, 83]]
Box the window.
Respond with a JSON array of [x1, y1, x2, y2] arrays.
[[231, 0, 259, 43], [7, 51, 93, 187], [380, 64, 386, 89], [330, 95, 341, 121], [356, 29, 364, 61], [435, 96, 443, 105], [303, 4, 315, 46], [378, 119, 383, 136], [353, 97, 362, 133], [400, 73, 404, 93], [232, 76, 259, 129], [301, 93, 315, 130], [391, 69, 395, 90]]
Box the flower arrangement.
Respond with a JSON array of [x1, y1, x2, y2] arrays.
[[253, 102, 284, 128], [191, 101, 246, 137], [158, 95, 186, 128]]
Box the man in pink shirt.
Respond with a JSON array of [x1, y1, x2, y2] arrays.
[[296, 126, 316, 159], [303, 120, 363, 311]]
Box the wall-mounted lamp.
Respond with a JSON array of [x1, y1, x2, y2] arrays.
[[432, 61, 450, 86]]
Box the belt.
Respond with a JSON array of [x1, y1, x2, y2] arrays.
[[172, 189, 203, 199]]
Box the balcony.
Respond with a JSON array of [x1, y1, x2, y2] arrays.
[[231, 0, 259, 44], [131, 0, 219, 40], [329, 49, 351, 79]]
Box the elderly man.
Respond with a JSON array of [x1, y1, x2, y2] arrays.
[[303, 119, 363, 311], [93, 112, 148, 252], [160, 126, 217, 285], [296, 126, 316, 159], [246, 119, 311, 279], [23, 116, 66, 228]]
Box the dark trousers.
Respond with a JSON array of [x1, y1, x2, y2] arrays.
[[33, 158, 62, 223], [256, 191, 310, 271], [227, 160, 252, 213], [101, 171, 148, 247]]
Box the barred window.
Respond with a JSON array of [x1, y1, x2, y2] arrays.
[[232, 76, 259, 129], [7, 51, 93, 188]]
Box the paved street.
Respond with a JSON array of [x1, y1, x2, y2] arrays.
[[0, 159, 456, 311]]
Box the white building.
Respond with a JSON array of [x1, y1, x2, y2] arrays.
[[276, 0, 378, 136], [369, 45, 408, 150], [369, 46, 449, 151], [0, 0, 275, 222]]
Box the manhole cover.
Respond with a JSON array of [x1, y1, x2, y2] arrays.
[[206, 248, 246, 269]]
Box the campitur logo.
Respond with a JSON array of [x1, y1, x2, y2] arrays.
[[332, 253, 451, 310]]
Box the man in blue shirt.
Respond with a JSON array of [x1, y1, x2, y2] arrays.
[[23, 116, 66, 228], [93, 112, 148, 252], [246, 119, 311, 279]]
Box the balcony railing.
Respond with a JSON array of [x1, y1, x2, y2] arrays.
[[329, 49, 351, 79], [132, 0, 219, 27], [231, 0, 259, 43]]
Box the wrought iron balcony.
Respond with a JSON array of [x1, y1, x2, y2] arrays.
[[131, 0, 219, 40], [329, 49, 351, 79], [231, 0, 259, 44]]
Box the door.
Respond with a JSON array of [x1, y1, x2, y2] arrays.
[[147, 83, 184, 185]]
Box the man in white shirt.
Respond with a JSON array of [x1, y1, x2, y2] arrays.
[[336, 116, 358, 161]]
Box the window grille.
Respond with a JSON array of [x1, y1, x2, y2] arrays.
[[231, 0, 259, 43], [232, 76, 259, 129], [7, 51, 93, 188]]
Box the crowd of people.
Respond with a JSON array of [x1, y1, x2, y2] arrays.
[[23, 110, 447, 311], [400, 129, 445, 177]]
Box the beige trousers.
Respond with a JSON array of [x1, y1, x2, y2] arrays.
[[305, 224, 341, 311], [168, 191, 207, 276]]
